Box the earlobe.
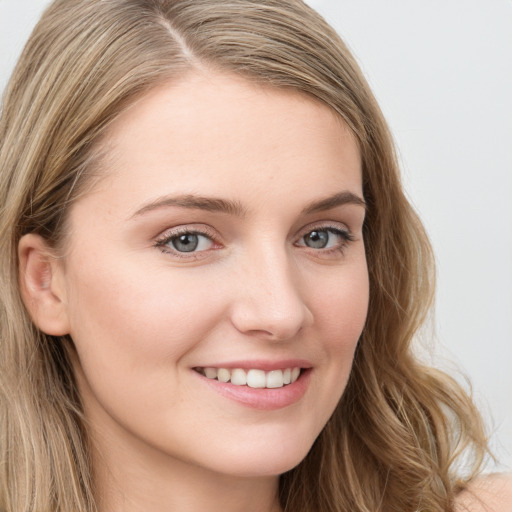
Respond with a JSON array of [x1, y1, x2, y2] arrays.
[[18, 233, 71, 336]]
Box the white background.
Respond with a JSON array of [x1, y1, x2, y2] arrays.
[[1, 0, 511, 470]]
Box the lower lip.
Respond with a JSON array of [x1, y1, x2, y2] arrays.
[[195, 369, 311, 410]]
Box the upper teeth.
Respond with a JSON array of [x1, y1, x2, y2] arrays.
[[197, 367, 301, 388]]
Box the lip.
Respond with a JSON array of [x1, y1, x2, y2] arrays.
[[192, 361, 312, 411]]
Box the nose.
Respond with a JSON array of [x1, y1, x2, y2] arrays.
[[229, 246, 313, 341]]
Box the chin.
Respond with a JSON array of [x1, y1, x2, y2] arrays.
[[201, 429, 317, 479]]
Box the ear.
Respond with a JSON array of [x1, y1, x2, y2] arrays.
[[18, 233, 71, 336]]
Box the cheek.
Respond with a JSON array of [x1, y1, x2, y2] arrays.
[[314, 261, 369, 346], [296, 260, 369, 438], [64, 258, 224, 375], [313, 259, 369, 391], [62, 259, 229, 439]]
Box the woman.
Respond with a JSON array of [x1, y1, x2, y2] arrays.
[[0, 0, 509, 510]]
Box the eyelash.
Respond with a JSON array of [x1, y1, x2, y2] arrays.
[[154, 226, 219, 259], [294, 224, 356, 256], [154, 224, 355, 259]]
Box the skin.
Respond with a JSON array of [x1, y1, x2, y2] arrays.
[[20, 72, 369, 512], [455, 474, 512, 512]]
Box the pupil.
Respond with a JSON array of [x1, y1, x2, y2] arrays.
[[306, 230, 328, 249], [172, 234, 199, 252]]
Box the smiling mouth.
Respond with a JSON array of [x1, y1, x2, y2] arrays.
[[194, 367, 302, 389]]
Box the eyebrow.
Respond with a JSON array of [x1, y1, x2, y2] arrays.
[[131, 194, 246, 218], [130, 190, 366, 219], [301, 191, 366, 214]]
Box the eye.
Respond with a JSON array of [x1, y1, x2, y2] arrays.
[[296, 226, 354, 251], [303, 230, 331, 249], [169, 232, 212, 252], [155, 228, 217, 256]]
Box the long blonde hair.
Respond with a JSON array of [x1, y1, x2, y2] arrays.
[[0, 1, 487, 510]]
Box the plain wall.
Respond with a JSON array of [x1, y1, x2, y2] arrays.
[[1, 0, 511, 470]]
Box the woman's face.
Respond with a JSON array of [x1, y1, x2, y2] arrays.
[[56, 73, 369, 478]]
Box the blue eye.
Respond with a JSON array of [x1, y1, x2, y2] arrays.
[[298, 227, 353, 250], [172, 233, 199, 252], [157, 231, 215, 254], [303, 230, 330, 249]]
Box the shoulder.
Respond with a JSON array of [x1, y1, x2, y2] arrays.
[[454, 473, 512, 512]]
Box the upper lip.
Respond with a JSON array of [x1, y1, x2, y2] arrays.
[[193, 359, 313, 371]]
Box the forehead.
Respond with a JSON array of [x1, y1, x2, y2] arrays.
[[79, 72, 362, 217]]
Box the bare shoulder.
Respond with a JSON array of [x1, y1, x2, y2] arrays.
[[454, 474, 512, 512]]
